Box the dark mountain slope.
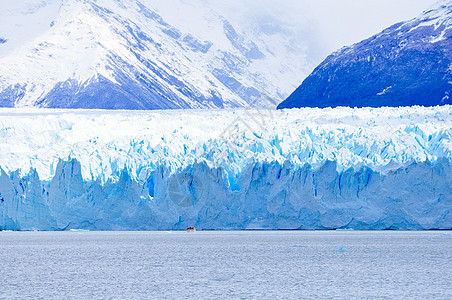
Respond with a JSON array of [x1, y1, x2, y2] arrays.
[[278, 1, 452, 109]]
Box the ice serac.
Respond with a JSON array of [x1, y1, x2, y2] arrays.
[[0, 0, 318, 109], [278, 0, 452, 109], [0, 107, 451, 230]]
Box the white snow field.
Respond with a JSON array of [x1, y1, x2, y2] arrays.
[[0, 0, 321, 109], [0, 106, 451, 230]]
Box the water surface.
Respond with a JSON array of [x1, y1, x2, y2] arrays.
[[0, 231, 450, 299]]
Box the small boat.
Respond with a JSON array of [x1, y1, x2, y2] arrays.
[[187, 226, 196, 232]]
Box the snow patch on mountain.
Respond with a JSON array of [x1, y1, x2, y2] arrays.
[[0, 0, 320, 109]]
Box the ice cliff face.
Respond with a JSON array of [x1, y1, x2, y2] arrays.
[[0, 0, 319, 109], [0, 107, 451, 230], [278, 0, 452, 109], [1, 158, 451, 231]]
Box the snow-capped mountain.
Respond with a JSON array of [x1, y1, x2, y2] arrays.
[[0, 0, 318, 109], [0, 106, 451, 230], [278, 0, 452, 109]]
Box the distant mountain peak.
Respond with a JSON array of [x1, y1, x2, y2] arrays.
[[0, 0, 319, 109], [278, 1, 452, 109]]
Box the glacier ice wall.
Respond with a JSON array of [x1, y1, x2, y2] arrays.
[[0, 158, 451, 230], [0, 106, 451, 230]]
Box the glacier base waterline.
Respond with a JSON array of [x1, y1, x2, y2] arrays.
[[0, 106, 451, 230]]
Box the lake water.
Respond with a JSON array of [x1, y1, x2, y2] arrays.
[[0, 231, 450, 299]]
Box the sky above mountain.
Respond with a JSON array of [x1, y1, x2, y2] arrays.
[[282, 0, 437, 52], [195, 0, 436, 55], [0, 0, 436, 60]]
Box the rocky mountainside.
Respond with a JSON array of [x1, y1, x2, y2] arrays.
[[0, 0, 318, 109], [278, 0, 452, 109]]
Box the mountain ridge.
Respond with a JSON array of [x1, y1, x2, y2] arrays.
[[278, 0, 452, 109], [0, 0, 318, 109]]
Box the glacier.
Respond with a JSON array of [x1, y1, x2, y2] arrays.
[[0, 106, 451, 230]]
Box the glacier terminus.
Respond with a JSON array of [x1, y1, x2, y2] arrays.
[[0, 106, 451, 230]]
